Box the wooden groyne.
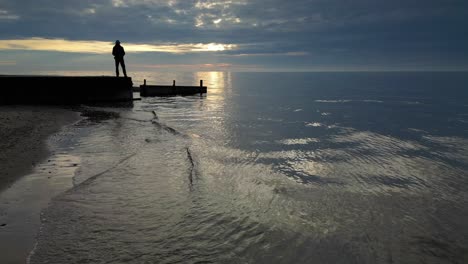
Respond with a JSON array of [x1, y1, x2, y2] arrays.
[[0, 75, 133, 104], [140, 79, 207, 97]]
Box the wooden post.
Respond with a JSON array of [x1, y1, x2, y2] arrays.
[[142, 79, 147, 96], [173, 80, 176, 86], [200, 80, 203, 95]]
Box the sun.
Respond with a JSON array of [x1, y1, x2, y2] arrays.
[[206, 43, 226, 51]]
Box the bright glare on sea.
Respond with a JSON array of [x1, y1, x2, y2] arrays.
[[25, 71, 468, 264]]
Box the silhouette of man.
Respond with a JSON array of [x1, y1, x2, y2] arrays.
[[112, 40, 127, 77]]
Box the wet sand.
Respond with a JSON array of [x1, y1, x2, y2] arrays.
[[0, 106, 80, 191], [0, 106, 80, 264]]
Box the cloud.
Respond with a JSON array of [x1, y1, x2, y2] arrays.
[[0, 60, 16, 65], [0, 38, 238, 54], [0, 0, 466, 70], [131, 62, 266, 72], [225, 51, 309, 57], [134, 63, 232, 69], [0, 9, 19, 20]]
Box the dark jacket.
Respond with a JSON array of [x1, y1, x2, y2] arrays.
[[112, 45, 125, 60]]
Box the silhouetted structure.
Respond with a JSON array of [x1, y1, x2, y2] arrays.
[[140, 79, 207, 96], [0, 76, 133, 104], [112, 40, 127, 77]]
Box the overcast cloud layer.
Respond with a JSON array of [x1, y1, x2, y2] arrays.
[[0, 0, 467, 71]]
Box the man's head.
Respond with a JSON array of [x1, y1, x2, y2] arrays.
[[115, 40, 121, 45]]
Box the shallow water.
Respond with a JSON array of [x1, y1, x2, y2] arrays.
[[30, 72, 468, 263]]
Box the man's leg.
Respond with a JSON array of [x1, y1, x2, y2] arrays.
[[115, 59, 120, 77], [121, 60, 127, 77]]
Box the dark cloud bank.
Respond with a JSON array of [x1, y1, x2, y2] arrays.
[[0, 0, 467, 70]]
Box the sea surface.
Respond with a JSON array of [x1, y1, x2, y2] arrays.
[[29, 72, 468, 263]]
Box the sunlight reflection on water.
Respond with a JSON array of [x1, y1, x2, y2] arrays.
[[28, 72, 468, 264]]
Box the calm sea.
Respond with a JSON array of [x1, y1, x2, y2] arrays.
[[30, 71, 468, 263]]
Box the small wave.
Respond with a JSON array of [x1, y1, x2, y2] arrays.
[[355, 174, 428, 189], [407, 128, 428, 134], [186, 147, 196, 187], [70, 152, 137, 191], [401, 101, 421, 105], [331, 131, 428, 151], [252, 140, 270, 145], [151, 119, 186, 137], [362, 100, 384, 103], [305, 122, 324, 127], [257, 117, 284, 122], [422, 135, 468, 164], [422, 135, 468, 147], [276, 138, 320, 145], [314, 99, 383, 104], [315, 100, 351, 103]]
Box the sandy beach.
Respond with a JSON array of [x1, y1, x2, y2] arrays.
[[0, 106, 80, 190], [0, 106, 80, 264]]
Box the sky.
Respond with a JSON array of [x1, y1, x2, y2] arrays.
[[0, 0, 467, 72]]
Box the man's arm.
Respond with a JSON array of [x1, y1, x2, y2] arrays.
[[112, 46, 116, 56]]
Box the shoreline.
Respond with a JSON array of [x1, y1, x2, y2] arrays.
[[0, 106, 81, 264], [0, 106, 80, 191]]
